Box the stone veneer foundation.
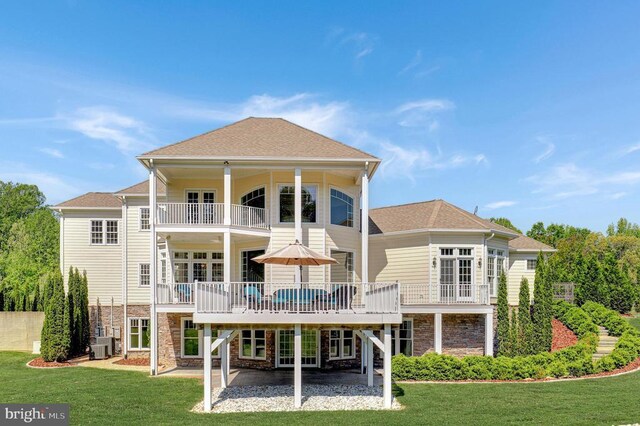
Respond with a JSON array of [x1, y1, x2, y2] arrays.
[[88, 306, 494, 368]]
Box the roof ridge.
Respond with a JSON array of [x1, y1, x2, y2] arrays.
[[115, 179, 147, 194], [138, 117, 255, 157], [426, 199, 442, 228], [370, 199, 440, 211], [277, 118, 380, 160], [439, 200, 494, 229]]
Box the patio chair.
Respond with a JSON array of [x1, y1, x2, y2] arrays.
[[243, 285, 263, 310], [316, 285, 357, 310]]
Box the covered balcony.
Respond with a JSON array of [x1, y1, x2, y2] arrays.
[[156, 202, 269, 230]]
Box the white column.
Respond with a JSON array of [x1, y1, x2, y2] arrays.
[[485, 312, 494, 356], [434, 313, 442, 354], [203, 324, 212, 412], [226, 337, 231, 378], [361, 168, 369, 283], [149, 164, 158, 376], [220, 335, 228, 389], [383, 324, 392, 408], [294, 168, 302, 284], [224, 166, 231, 226], [360, 337, 366, 374], [224, 231, 231, 283], [367, 334, 374, 387], [294, 323, 302, 408]]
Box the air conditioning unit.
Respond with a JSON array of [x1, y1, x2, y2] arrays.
[[90, 344, 109, 360], [96, 337, 114, 357]]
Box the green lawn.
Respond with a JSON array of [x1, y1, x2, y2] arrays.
[[627, 314, 640, 332], [2, 352, 640, 425]]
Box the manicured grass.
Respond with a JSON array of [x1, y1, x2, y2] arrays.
[[627, 314, 640, 332], [2, 352, 640, 425]]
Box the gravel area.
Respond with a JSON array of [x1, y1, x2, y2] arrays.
[[192, 385, 402, 413]]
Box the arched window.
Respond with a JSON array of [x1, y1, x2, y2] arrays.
[[330, 189, 353, 227], [241, 187, 265, 209]]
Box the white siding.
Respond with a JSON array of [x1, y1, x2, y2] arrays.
[[61, 210, 122, 305], [508, 253, 537, 305], [369, 234, 429, 283], [125, 199, 151, 304]]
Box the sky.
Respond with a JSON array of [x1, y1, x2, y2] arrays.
[[0, 1, 639, 233]]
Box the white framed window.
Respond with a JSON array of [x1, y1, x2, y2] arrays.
[[526, 259, 537, 270], [330, 250, 355, 283], [487, 248, 507, 297], [90, 219, 118, 245], [128, 318, 150, 350], [139, 263, 150, 287], [139, 207, 150, 231], [392, 319, 413, 356], [184, 189, 216, 204], [180, 318, 220, 359], [171, 251, 224, 283], [239, 329, 266, 360], [330, 188, 353, 227], [329, 329, 355, 360], [278, 184, 317, 223]]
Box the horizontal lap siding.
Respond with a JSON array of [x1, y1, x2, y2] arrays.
[[62, 211, 122, 305], [126, 199, 151, 304], [369, 234, 429, 283], [508, 253, 536, 305]]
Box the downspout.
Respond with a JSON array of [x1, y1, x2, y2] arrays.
[[122, 196, 128, 358]]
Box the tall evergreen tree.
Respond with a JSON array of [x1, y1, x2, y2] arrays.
[[80, 270, 90, 353], [532, 252, 552, 352], [576, 254, 607, 306], [40, 271, 70, 362], [496, 272, 511, 356], [67, 267, 78, 355], [517, 277, 534, 355], [603, 252, 636, 313]]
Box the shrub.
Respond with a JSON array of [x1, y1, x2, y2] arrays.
[[40, 271, 70, 362], [517, 277, 534, 355], [497, 272, 511, 356], [533, 252, 553, 352]]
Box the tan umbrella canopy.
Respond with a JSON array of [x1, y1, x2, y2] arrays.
[[252, 240, 338, 266]]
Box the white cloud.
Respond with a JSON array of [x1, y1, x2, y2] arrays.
[[533, 136, 555, 163], [64, 106, 156, 155], [0, 162, 81, 204], [485, 201, 517, 210], [395, 99, 455, 129], [526, 163, 640, 200], [378, 141, 488, 183], [399, 50, 422, 75], [625, 142, 640, 155], [609, 192, 627, 200], [326, 28, 376, 60], [38, 147, 64, 159]]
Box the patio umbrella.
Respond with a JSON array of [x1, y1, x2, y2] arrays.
[[252, 240, 337, 283]]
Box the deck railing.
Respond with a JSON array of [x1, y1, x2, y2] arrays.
[[157, 283, 194, 304], [156, 203, 269, 229], [194, 281, 400, 315], [400, 283, 490, 305]]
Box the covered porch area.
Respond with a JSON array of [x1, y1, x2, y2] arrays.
[[200, 324, 398, 412]]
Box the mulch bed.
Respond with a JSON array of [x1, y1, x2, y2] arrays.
[[28, 357, 79, 368], [551, 318, 578, 352], [114, 358, 150, 366]]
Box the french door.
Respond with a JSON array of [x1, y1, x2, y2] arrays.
[[186, 190, 215, 223], [276, 329, 319, 368], [439, 249, 474, 302]]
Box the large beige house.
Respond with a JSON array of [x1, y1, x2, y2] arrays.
[[54, 117, 553, 409]]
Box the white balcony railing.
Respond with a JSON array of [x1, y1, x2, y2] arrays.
[[157, 283, 194, 304], [156, 203, 269, 229], [194, 282, 400, 315], [400, 283, 490, 305]]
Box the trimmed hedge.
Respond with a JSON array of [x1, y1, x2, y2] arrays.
[[580, 301, 640, 373], [392, 301, 599, 381]]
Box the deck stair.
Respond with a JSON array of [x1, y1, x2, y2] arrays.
[[592, 326, 618, 361]]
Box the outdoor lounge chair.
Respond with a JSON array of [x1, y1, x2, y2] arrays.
[[316, 285, 357, 310], [243, 285, 263, 310]]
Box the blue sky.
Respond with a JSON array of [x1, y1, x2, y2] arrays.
[[1, 1, 639, 233]]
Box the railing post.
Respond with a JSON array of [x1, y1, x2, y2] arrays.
[[194, 279, 198, 313]]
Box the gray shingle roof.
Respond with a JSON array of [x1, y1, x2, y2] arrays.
[[54, 192, 121, 209]]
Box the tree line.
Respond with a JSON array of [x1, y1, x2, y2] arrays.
[[0, 181, 59, 311]]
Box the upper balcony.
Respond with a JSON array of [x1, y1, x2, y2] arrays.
[[156, 203, 270, 230]]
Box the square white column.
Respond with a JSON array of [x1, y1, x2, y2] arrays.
[[220, 336, 228, 389], [224, 166, 231, 226], [485, 312, 494, 356], [294, 324, 302, 408], [361, 169, 369, 283], [149, 164, 158, 376], [367, 333, 374, 387], [203, 324, 212, 412], [434, 313, 442, 354], [294, 168, 302, 284], [383, 324, 392, 408], [223, 231, 231, 283]]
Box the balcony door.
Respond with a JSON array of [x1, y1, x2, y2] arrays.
[[186, 190, 215, 224], [439, 248, 474, 302], [241, 249, 265, 283]]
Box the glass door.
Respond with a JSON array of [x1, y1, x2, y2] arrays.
[[457, 258, 473, 302], [276, 329, 319, 367], [439, 258, 455, 302]]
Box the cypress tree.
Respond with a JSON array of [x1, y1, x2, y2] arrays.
[[532, 252, 551, 352], [496, 272, 511, 356], [517, 277, 534, 355], [67, 267, 77, 355], [603, 252, 635, 313], [576, 254, 607, 306], [80, 270, 90, 353], [40, 271, 70, 362]]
